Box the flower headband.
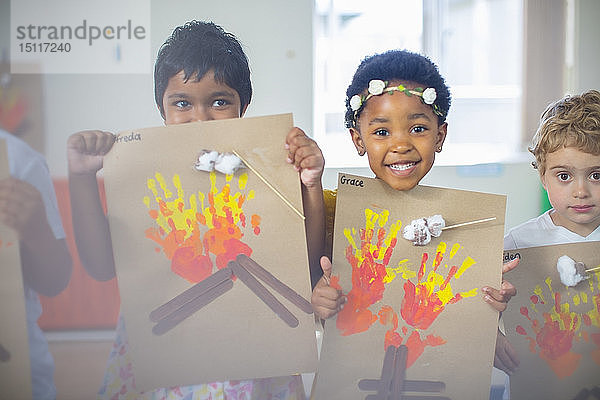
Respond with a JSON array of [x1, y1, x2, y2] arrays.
[[349, 79, 445, 126]]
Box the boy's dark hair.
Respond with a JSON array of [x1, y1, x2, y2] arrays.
[[344, 49, 451, 128], [154, 20, 252, 118]]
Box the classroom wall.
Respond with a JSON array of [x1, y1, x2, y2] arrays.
[[0, 0, 313, 177], [1, 0, 598, 232]]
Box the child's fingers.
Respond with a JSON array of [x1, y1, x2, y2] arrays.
[[69, 130, 115, 155], [320, 256, 332, 280], [502, 257, 519, 274], [482, 287, 508, 312], [500, 280, 516, 301], [312, 291, 346, 320]]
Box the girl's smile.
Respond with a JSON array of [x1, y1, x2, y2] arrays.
[[350, 81, 447, 191]]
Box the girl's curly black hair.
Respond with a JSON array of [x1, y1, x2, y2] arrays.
[[344, 49, 451, 128]]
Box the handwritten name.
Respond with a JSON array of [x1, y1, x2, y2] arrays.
[[115, 132, 142, 143], [503, 251, 521, 262], [340, 175, 364, 187]]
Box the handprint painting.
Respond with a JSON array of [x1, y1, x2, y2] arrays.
[[503, 242, 600, 400], [313, 174, 507, 400], [144, 171, 260, 283], [102, 115, 317, 391]]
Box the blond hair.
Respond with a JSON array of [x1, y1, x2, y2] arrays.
[[530, 89, 600, 174]]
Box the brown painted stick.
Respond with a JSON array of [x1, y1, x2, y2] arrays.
[[390, 345, 408, 399], [376, 345, 397, 399], [152, 278, 234, 335], [236, 254, 313, 314], [229, 260, 299, 328], [149, 267, 232, 323]]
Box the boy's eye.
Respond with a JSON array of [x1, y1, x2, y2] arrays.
[[373, 128, 389, 136], [590, 171, 600, 181], [557, 172, 571, 181], [174, 100, 191, 109], [212, 99, 229, 108]]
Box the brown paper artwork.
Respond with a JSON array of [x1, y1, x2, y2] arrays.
[[102, 114, 317, 391]]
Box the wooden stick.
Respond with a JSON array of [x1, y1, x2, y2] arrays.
[[236, 254, 313, 314], [229, 260, 299, 328], [442, 217, 497, 231], [585, 265, 600, 273], [149, 267, 233, 323], [232, 150, 305, 220], [152, 278, 234, 336]]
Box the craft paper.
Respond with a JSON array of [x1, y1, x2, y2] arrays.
[[312, 173, 506, 399], [503, 242, 600, 400], [102, 114, 317, 391], [0, 139, 33, 399]]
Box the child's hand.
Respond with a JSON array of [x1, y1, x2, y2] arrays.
[[67, 130, 115, 175], [482, 257, 519, 312], [311, 256, 346, 319], [494, 329, 519, 374], [0, 178, 47, 242], [285, 127, 324, 189]]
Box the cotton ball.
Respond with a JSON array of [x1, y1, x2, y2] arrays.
[[426, 214, 445, 237], [402, 218, 431, 246], [214, 152, 244, 175], [194, 150, 219, 172], [556, 255, 587, 287]]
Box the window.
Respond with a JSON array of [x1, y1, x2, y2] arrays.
[[314, 0, 523, 167]]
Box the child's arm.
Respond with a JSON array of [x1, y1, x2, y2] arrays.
[[311, 256, 346, 320], [285, 127, 326, 288], [0, 178, 72, 297], [67, 130, 116, 281], [494, 329, 519, 374]]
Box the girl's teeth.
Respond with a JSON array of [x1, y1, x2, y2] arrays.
[[389, 162, 415, 171]]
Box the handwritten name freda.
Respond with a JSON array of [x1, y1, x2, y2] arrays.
[[340, 175, 364, 187], [115, 132, 142, 143]]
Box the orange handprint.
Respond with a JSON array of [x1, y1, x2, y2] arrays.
[[144, 171, 261, 283], [516, 277, 584, 378], [378, 305, 445, 368], [400, 242, 478, 330], [336, 208, 402, 336]]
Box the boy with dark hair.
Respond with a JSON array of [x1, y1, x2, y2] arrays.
[[68, 20, 322, 399]]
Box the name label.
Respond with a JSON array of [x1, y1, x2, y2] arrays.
[[115, 132, 142, 143], [340, 175, 364, 188], [503, 251, 521, 262]]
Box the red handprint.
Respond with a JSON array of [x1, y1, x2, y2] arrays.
[[336, 208, 401, 336], [144, 172, 260, 283]]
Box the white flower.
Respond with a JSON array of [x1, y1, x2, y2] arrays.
[[350, 95, 362, 111], [368, 79, 386, 95], [422, 87, 437, 105]]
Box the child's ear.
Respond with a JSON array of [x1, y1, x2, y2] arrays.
[[435, 123, 448, 152], [349, 127, 366, 156]]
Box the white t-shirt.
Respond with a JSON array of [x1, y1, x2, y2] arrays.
[[1, 129, 65, 400], [504, 209, 600, 250]]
